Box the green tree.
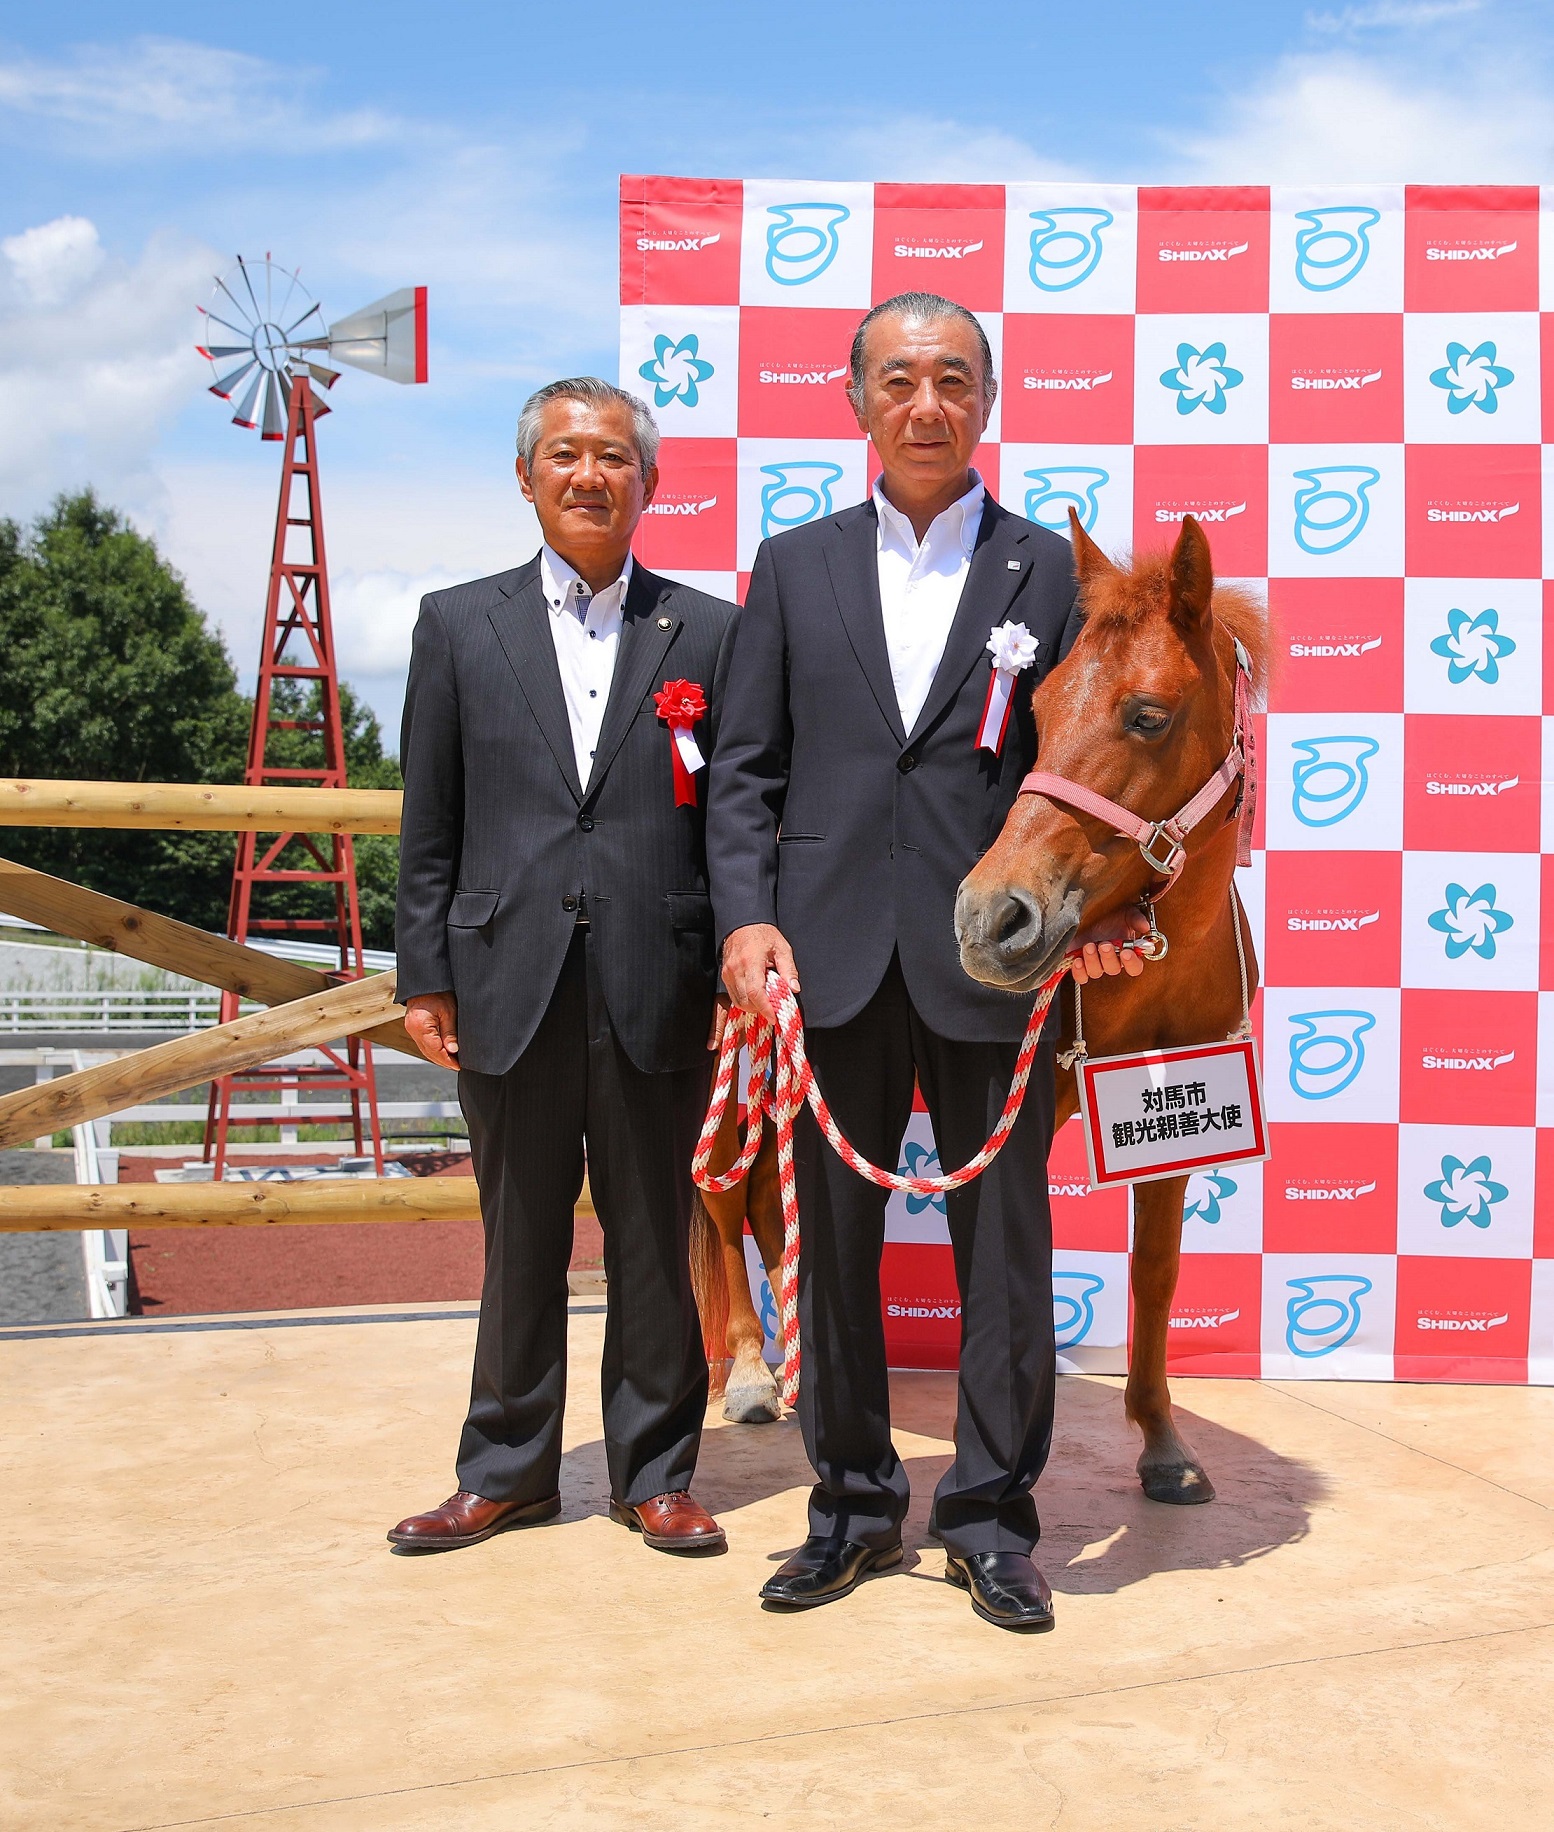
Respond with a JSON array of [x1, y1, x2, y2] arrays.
[[0, 492, 402, 948]]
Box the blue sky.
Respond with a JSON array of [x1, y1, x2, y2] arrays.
[[3, 0, 1552, 738]]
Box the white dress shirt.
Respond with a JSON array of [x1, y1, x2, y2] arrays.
[[540, 544, 633, 785], [873, 471, 985, 733]]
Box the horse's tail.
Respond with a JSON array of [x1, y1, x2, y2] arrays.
[[689, 1190, 730, 1397]]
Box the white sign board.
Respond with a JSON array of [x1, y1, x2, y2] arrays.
[[1077, 1039, 1270, 1190]]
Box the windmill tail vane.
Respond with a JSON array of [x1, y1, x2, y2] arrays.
[[197, 253, 427, 437]]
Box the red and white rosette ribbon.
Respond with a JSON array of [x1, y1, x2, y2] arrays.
[[654, 678, 707, 807], [976, 621, 1040, 755]]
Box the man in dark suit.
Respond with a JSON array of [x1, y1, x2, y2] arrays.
[[389, 376, 736, 1556], [708, 293, 1142, 1629]]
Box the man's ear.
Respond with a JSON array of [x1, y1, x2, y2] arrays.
[[640, 461, 659, 510], [1168, 514, 1214, 634], [515, 454, 536, 506], [1068, 508, 1117, 587]]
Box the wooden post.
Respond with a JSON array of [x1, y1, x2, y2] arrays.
[[0, 974, 405, 1149], [0, 1178, 481, 1231], [0, 780, 402, 833]]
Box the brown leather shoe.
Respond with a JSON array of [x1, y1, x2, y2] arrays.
[[609, 1490, 727, 1554], [387, 1490, 560, 1551]]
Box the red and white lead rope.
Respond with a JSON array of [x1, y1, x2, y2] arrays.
[[692, 963, 1067, 1407]]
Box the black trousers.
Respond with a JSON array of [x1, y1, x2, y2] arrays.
[[454, 929, 711, 1507], [794, 956, 1058, 1559]]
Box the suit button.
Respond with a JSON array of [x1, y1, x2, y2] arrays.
[[562, 895, 578, 912], [898, 753, 917, 774], [578, 816, 595, 832]]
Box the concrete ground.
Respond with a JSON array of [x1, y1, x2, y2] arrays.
[[2, 1306, 1550, 1831]]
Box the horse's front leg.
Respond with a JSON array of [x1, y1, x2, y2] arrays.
[[1126, 1175, 1215, 1504], [700, 1107, 782, 1425]]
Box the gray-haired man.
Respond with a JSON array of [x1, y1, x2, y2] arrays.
[[389, 377, 738, 1555]]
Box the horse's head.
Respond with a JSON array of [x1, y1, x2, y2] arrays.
[[956, 512, 1265, 992]]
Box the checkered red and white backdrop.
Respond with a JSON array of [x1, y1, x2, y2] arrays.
[[620, 176, 1554, 1385]]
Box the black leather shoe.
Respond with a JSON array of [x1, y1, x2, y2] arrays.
[[759, 1534, 903, 1609], [944, 1550, 1055, 1632]]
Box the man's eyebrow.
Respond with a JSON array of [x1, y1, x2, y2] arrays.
[[877, 354, 974, 376]]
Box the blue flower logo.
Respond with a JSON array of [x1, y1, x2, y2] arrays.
[[759, 461, 844, 539], [1294, 206, 1380, 293], [1023, 466, 1110, 534], [765, 204, 850, 286], [1052, 1271, 1106, 1348], [901, 1142, 947, 1216], [1293, 465, 1380, 556], [1288, 1009, 1376, 1102], [1427, 883, 1513, 960], [1291, 734, 1378, 828], [637, 333, 714, 408], [1285, 1275, 1371, 1358], [1028, 208, 1113, 292], [1429, 341, 1514, 415], [1424, 1154, 1507, 1230], [1430, 607, 1516, 684], [1159, 341, 1244, 415], [1183, 1171, 1238, 1226]]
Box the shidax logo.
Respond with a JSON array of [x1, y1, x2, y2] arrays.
[[1153, 498, 1246, 526], [1421, 1047, 1515, 1071], [1285, 1275, 1372, 1358], [636, 233, 720, 253], [1429, 341, 1515, 415], [1287, 1009, 1376, 1101], [759, 461, 845, 539], [1426, 498, 1519, 524], [1425, 238, 1518, 262], [642, 495, 718, 518], [1290, 734, 1378, 828], [1288, 636, 1382, 658], [1157, 239, 1249, 263], [1417, 1310, 1510, 1332], [1183, 1170, 1238, 1226], [1427, 882, 1513, 962], [894, 238, 984, 260], [758, 365, 848, 387], [1021, 368, 1113, 392], [1286, 909, 1381, 933], [1424, 1153, 1507, 1230], [1159, 341, 1244, 416], [1290, 368, 1383, 392], [764, 203, 850, 286], [1293, 206, 1380, 293], [886, 1298, 962, 1321], [1024, 467, 1110, 534], [1170, 1306, 1242, 1330], [1027, 208, 1113, 292], [1284, 1178, 1378, 1201], [637, 333, 714, 408], [1052, 1271, 1106, 1348], [901, 1142, 946, 1217], [1424, 774, 1519, 797], [1431, 607, 1515, 684], [1292, 466, 1379, 556]]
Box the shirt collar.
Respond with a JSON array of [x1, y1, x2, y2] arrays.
[[540, 544, 634, 618], [873, 470, 985, 559]]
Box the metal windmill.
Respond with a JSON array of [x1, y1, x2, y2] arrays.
[[195, 255, 428, 1177]]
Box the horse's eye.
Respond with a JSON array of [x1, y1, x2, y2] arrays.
[[1127, 704, 1171, 735]]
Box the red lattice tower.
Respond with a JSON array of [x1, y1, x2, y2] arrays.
[[204, 370, 383, 1174], [195, 256, 427, 1175]]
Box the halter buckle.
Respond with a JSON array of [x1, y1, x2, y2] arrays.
[[1138, 823, 1185, 879]]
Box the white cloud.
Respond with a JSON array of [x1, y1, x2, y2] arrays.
[[2, 215, 105, 303], [1306, 2, 1484, 32], [0, 36, 390, 155], [1170, 52, 1554, 181], [802, 118, 1082, 185]]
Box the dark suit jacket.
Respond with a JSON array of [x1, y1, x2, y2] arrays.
[[706, 495, 1080, 1041], [396, 555, 738, 1076]]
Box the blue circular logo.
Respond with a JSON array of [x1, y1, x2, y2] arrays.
[[765, 204, 851, 286], [1294, 207, 1380, 293], [1028, 208, 1113, 293]]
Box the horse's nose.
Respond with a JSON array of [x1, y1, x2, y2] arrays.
[[988, 887, 1044, 960]]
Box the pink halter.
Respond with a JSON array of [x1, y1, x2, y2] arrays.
[[1018, 637, 1257, 896]]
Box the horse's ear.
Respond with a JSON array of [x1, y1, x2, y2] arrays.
[[1168, 514, 1214, 634], [1067, 507, 1117, 586]]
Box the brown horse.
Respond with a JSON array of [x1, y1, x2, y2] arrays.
[[692, 511, 1267, 1499], [956, 511, 1265, 1502]]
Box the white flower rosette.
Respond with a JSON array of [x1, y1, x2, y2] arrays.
[[977, 621, 1041, 753]]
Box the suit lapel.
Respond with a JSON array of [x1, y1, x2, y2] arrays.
[[488, 560, 583, 803], [584, 564, 679, 800], [824, 504, 905, 745], [905, 500, 1034, 746]]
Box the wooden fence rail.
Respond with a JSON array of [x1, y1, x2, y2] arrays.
[[0, 779, 403, 833], [0, 1179, 482, 1231]]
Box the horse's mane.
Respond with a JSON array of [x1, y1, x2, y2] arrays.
[[1078, 549, 1271, 700]]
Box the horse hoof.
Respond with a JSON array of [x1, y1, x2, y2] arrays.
[[1139, 1464, 1216, 1505], [723, 1381, 782, 1424]]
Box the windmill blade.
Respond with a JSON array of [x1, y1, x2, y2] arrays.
[[236, 254, 264, 323], [209, 358, 257, 402], [259, 371, 289, 440], [286, 302, 325, 339], [214, 274, 259, 332], [231, 369, 264, 430], [327, 286, 428, 384], [198, 344, 254, 361], [307, 364, 340, 390], [203, 310, 256, 343]]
